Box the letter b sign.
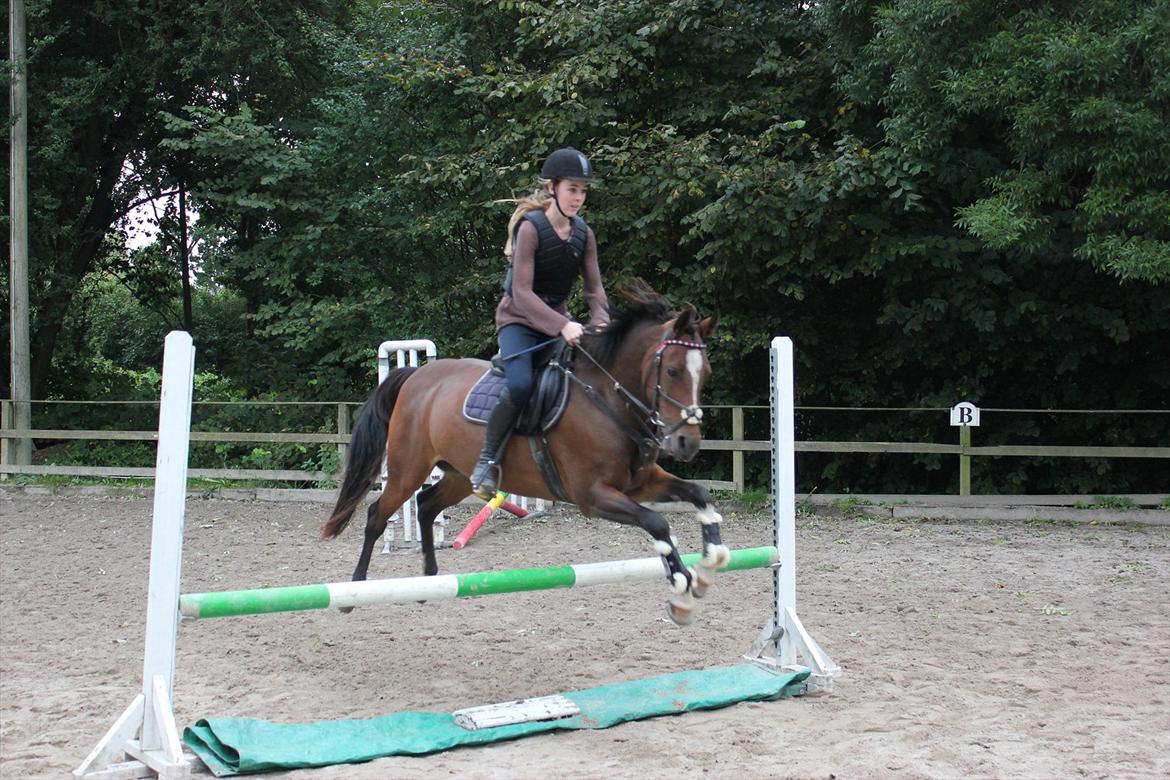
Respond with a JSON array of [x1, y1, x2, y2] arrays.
[[950, 402, 980, 427]]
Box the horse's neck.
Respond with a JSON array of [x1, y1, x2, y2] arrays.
[[587, 325, 661, 406]]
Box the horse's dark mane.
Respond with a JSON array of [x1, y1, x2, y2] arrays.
[[580, 277, 675, 367]]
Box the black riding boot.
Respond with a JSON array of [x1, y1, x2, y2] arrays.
[[470, 391, 522, 499]]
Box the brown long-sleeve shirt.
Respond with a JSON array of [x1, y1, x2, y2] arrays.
[[494, 217, 610, 336]]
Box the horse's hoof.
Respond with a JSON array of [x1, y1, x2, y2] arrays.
[[338, 606, 354, 614], [667, 592, 696, 626], [702, 544, 730, 569], [691, 566, 715, 599], [666, 600, 694, 626], [714, 545, 731, 567]]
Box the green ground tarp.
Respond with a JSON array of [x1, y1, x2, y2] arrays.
[[183, 664, 809, 776]]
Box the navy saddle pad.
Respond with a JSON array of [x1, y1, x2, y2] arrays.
[[463, 359, 571, 436]]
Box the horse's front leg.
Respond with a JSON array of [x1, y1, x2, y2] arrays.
[[589, 483, 698, 626], [626, 465, 730, 599]]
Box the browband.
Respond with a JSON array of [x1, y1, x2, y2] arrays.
[[656, 339, 707, 354]]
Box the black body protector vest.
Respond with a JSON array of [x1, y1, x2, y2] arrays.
[[504, 211, 589, 308]]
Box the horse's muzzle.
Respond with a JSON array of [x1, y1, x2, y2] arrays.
[[664, 431, 701, 462]]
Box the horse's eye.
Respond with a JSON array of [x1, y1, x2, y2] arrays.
[[666, 367, 681, 378]]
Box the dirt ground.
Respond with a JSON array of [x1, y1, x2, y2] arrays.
[[2, 490, 1168, 780]]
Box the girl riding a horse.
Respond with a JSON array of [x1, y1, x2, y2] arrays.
[[470, 147, 611, 499], [322, 151, 729, 624]]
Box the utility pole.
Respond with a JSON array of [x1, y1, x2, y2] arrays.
[[179, 182, 193, 333], [8, 0, 33, 466]]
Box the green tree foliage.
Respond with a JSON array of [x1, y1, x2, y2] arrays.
[[804, 0, 1170, 490], [8, 0, 1168, 493], [337, 0, 1167, 491], [832, 0, 1170, 283], [152, 5, 499, 397], [2, 0, 349, 399], [378, 2, 837, 329]]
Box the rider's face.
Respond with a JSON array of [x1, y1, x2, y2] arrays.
[[550, 180, 589, 216]]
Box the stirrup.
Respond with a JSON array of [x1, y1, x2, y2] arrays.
[[471, 461, 500, 500]]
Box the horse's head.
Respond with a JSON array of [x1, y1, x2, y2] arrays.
[[646, 305, 719, 461], [580, 278, 719, 461]]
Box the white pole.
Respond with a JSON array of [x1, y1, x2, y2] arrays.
[[771, 337, 797, 663], [139, 331, 194, 752], [76, 332, 196, 777], [750, 336, 839, 690], [8, 0, 33, 466]]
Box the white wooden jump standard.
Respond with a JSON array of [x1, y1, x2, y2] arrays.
[[75, 331, 197, 779], [74, 332, 837, 779], [377, 339, 441, 551], [742, 337, 840, 690]]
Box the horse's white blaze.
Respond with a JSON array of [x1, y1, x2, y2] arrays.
[[686, 348, 703, 409]]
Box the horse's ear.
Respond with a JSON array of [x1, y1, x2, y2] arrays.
[[672, 306, 696, 337], [698, 312, 719, 340]]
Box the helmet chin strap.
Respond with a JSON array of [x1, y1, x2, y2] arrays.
[[549, 180, 573, 219]]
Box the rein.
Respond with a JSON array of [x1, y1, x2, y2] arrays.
[[499, 337, 561, 362], [560, 332, 707, 451]]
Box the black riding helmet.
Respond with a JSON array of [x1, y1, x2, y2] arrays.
[[540, 147, 595, 183], [541, 147, 594, 219]]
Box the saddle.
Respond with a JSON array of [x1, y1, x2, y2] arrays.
[[461, 341, 573, 435], [461, 342, 574, 502]]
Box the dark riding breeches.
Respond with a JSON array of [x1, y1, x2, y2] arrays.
[[498, 324, 556, 407]]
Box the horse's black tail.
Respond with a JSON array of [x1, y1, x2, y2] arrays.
[[321, 367, 418, 539]]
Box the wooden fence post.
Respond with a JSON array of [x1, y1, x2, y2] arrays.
[[336, 403, 350, 473], [1, 400, 11, 481], [732, 406, 745, 493], [959, 426, 971, 496]]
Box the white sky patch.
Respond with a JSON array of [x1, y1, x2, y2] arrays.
[[124, 193, 200, 251], [117, 157, 201, 254]]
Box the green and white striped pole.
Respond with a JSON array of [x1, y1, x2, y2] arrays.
[[179, 546, 779, 620]]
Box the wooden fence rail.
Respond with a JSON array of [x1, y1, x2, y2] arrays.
[[2, 400, 1167, 494]]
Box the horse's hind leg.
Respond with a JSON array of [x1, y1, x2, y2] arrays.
[[351, 501, 387, 582], [626, 465, 730, 599], [346, 462, 467, 606], [341, 464, 432, 613], [416, 466, 473, 576], [335, 501, 389, 615]]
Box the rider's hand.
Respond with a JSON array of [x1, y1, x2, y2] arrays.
[[560, 321, 585, 346]]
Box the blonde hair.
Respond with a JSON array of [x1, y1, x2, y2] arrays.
[[501, 186, 551, 258]]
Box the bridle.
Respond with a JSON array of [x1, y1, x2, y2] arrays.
[[648, 338, 707, 433], [564, 330, 707, 451]]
